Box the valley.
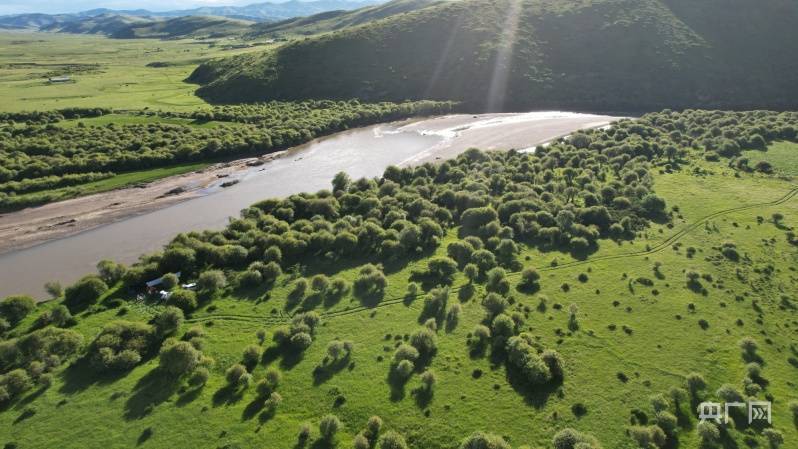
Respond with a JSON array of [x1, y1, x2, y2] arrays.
[[1, 1, 797, 449]]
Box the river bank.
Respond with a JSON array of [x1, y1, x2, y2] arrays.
[[0, 111, 619, 298]]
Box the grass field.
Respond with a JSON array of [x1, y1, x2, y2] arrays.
[[743, 142, 798, 178], [0, 32, 269, 112], [2, 142, 797, 449]]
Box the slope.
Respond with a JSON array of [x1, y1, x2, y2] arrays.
[[191, 0, 798, 111], [249, 0, 441, 36]]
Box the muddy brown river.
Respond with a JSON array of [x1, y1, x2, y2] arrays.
[[0, 111, 619, 298]]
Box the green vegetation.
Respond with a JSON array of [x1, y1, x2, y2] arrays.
[[193, 0, 798, 110], [0, 100, 454, 210], [1, 109, 797, 448], [0, 32, 269, 112]]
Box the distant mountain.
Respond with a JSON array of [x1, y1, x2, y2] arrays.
[[191, 0, 798, 111], [250, 0, 439, 36], [0, 0, 383, 32]]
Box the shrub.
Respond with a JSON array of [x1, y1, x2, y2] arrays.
[[395, 359, 415, 378], [311, 274, 330, 293], [473, 324, 491, 343], [242, 344, 261, 366], [152, 306, 184, 336], [482, 293, 508, 319], [459, 431, 511, 449], [290, 279, 308, 299], [158, 340, 201, 377], [319, 414, 342, 442], [410, 328, 437, 357], [379, 431, 409, 449], [552, 428, 601, 449], [763, 428, 784, 448], [655, 411, 678, 437], [353, 264, 387, 298], [44, 281, 63, 299], [290, 332, 313, 350], [696, 421, 719, 445], [364, 415, 382, 439], [188, 367, 209, 387], [160, 273, 179, 291], [485, 267, 510, 294], [63, 276, 108, 310], [197, 270, 226, 293], [518, 267, 540, 291], [225, 363, 248, 386], [0, 295, 35, 324], [463, 263, 479, 283], [738, 337, 758, 356], [353, 434, 370, 449], [168, 289, 198, 312], [419, 370, 437, 391], [685, 372, 707, 397], [89, 321, 154, 372], [393, 344, 419, 363], [96, 260, 127, 285], [238, 270, 263, 288]]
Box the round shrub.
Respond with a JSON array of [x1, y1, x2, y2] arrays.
[[168, 289, 198, 312], [459, 431, 511, 449], [197, 270, 226, 293], [319, 414, 341, 442], [0, 295, 35, 324], [395, 359, 415, 378], [158, 340, 201, 377], [379, 431, 409, 449]]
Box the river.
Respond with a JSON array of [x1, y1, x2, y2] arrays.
[[0, 111, 619, 299]]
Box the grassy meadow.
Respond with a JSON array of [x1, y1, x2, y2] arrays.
[[0, 32, 268, 112]]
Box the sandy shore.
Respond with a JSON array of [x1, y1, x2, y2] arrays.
[[0, 112, 617, 257], [0, 153, 282, 255]]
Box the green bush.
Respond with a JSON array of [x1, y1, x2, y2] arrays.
[[0, 295, 35, 324]]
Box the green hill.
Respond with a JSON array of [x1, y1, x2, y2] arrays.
[[112, 15, 255, 39], [192, 0, 798, 111]]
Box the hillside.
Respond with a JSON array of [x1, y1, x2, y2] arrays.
[[111, 16, 255, 39], [40, 14, 154, 36], [1, 109, 798, 449], [192, 0, 798, 111], [250, 0, 440, 36]]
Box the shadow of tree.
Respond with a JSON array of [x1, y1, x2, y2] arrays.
[[124, 368, 181, 420], [137, 427, 153, 445], [212, 384, 245, 408], [386, 369, 407, 402], [59, 356, 132, 395], [505, 364, 562, 409], [312, 355, 350, 386], [412, 386, 433, 409], [175, 385, 204, 407]]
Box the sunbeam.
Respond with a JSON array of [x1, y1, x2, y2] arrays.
[[486, 0, 523, 112]]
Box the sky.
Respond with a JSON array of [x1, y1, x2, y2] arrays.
[[0, 0, 287, 15]]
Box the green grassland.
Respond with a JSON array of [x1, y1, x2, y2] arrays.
[[3, 149, 797, 449], [0, 32, 268, 112], [743, 142, 798, 178], [1, 112, 797, 449]]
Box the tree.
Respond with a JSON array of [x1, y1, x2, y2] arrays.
[[332, 171, 351, 193], [159, 340, 201, 376], [0, 295, 35, 324], [319, 414, 341, 442], [419, 370, 437, 391], [463, 263, 479, 283], [485, 267, 510, 294], [242, 344, 261, 366], [482, 293, 508, 319], [160, 273, 180, 291], [410, 328, 437, 358], [518, 267, 540, 291]]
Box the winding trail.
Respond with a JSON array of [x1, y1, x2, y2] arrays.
[[184, 187, 798, 326]]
